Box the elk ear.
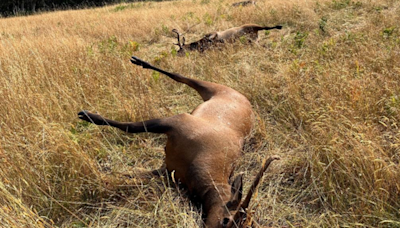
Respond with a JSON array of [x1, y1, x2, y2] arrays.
[[226, 173, 243, 210]]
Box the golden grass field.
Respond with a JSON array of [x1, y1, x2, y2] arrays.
[[0, 0, 399, 227]]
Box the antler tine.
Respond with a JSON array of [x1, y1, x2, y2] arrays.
[[228, 156, 280, 228], [241, 156, 280, 210], [172, 28, 183, 48]]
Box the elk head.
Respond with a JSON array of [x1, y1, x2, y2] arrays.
[[172, 29, 216, 54], [206, 156, 280, 228]]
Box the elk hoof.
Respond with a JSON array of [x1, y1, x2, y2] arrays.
[[78, 110, 107, 125], [130, 56, 151, 69], [78, 110, 90, 121], [130, 56, 141, 65]]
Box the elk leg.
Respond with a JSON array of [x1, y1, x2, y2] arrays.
[[78, 110, 172, 134], [130, 56, 221, 101]]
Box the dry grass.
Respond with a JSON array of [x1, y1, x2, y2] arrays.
[[0, 0, 399, 227]]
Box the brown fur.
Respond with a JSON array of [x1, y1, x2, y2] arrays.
[[78, 56, 279, 227], [207, 24, 282, 42]]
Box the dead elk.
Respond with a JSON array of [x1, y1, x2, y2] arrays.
[[231, 0, 257, 7], [172, 24, 282, 54], [78, 56, 279, 227]]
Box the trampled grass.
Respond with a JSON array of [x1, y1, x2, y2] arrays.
[[0, 0, 399, 227]]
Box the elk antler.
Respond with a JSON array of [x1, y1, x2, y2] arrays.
[[172, 29, 183, 49], [229, 156, 280, 228]]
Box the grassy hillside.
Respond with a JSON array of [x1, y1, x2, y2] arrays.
[[0, 0, 399, 227]]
